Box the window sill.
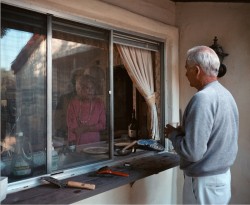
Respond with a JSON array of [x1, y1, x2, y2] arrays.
[[2, 152, 179, 204]]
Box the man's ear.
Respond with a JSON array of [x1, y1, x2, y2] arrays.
[[194, 65, 201, 76]]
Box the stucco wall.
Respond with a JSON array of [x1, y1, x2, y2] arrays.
[[176, 3, 250, 204], [101, 0, 176, 25], [72, 168, 177, 204]]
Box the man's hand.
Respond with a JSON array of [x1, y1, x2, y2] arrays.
[[164, 124, 182, 138], [164, 124, 177, 138]]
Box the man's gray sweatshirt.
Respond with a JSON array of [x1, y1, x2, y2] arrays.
[[170, 81, 239, 177]]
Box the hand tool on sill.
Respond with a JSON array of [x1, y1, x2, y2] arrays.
[[41, 176, 95, 190], [97, 166, 129, 177]]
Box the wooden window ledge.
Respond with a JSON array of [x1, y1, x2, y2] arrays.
[[2, 152, 179, 204]]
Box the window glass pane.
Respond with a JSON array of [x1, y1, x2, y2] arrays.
[[52, 18, 110, 170], [1, 5, 47, 182]]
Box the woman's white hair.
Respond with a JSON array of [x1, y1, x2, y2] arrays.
[[186, 46, 220, 77]]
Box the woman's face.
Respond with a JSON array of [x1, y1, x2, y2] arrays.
[[75, 77, 82, 97], [81, 81, 95, 98]]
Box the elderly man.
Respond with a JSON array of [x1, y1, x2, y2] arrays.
[[165, 46, 239, 204]]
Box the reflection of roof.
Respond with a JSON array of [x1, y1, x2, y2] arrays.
[[11, 35, 98, 73], [11, 34, 45, 74], [52, 39, 94, 59]]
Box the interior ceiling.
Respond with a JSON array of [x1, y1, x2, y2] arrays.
[[170, 0, 250, 2]]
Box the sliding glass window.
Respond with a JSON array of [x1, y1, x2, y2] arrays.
[[1, 4, 165, 189]]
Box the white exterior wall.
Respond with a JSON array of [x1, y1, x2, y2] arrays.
[[176, 3, 250, 204], [73, 168, 178, 204]]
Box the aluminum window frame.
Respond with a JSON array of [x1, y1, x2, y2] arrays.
[[2, 2, 168, 194]]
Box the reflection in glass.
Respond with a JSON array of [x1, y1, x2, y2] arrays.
[[52, 19, 110, 170], [1, 5, 47, 182]]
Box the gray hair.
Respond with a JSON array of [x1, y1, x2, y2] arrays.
[[186, 46, 220, 77]]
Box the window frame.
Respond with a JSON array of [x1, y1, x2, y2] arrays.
[[1, 2, 179, 194]]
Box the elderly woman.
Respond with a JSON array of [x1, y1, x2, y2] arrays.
[[54, 68, 85, 139], [67, 75, 106, 145]]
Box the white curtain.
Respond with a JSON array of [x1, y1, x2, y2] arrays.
[[117, 44, 159, 140]]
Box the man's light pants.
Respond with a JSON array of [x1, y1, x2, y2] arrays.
[[183, 169, 231, 204]]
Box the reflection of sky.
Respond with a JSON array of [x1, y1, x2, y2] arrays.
[[1, 29, 32, 70]]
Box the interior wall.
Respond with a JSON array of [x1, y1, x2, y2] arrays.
[[176, 3, 250, 204]]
